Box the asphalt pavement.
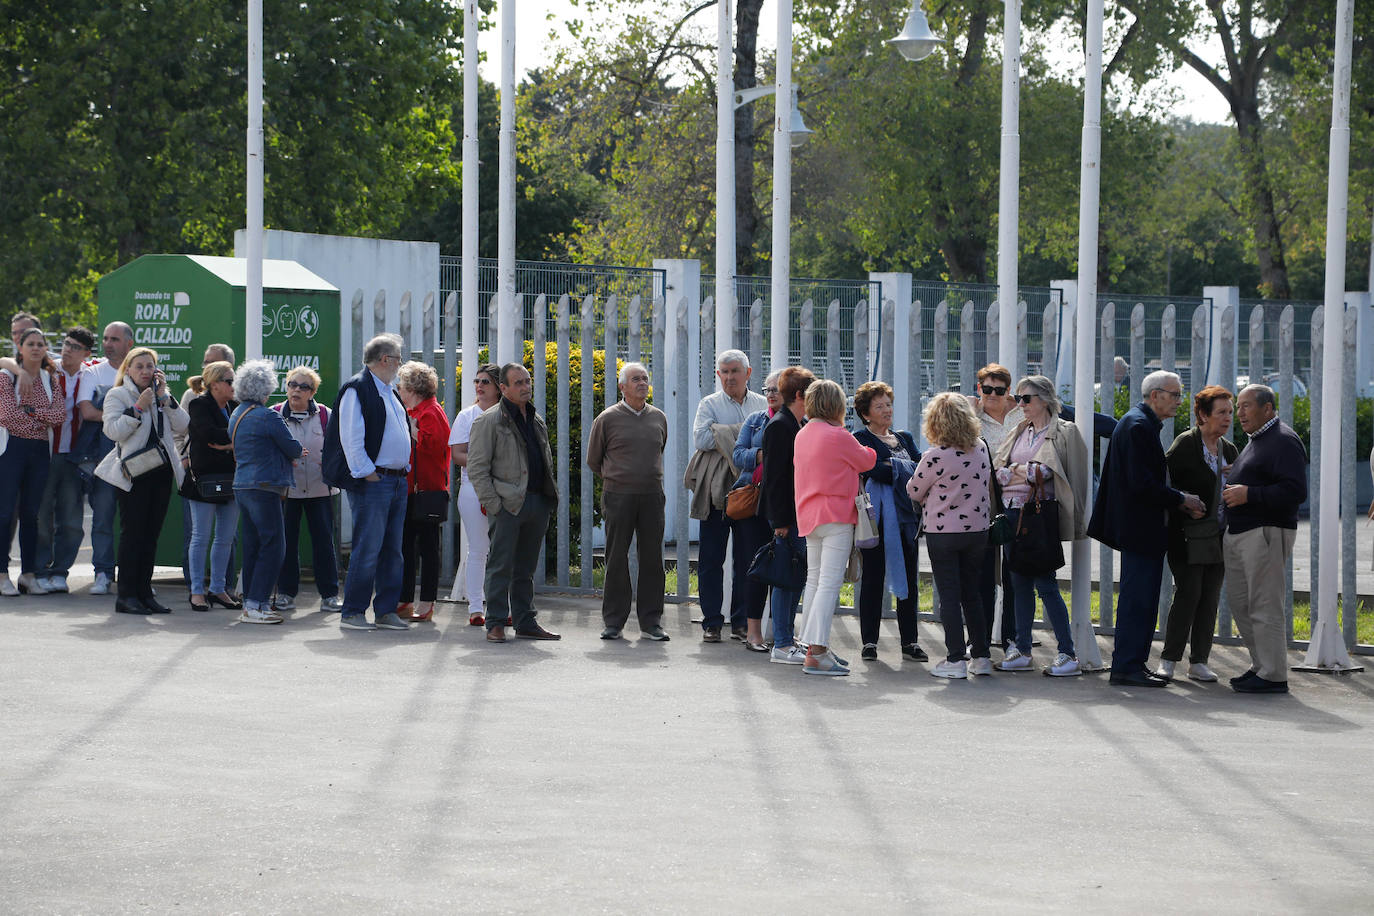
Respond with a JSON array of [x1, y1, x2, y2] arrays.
[[2, 584, 1371, 913]]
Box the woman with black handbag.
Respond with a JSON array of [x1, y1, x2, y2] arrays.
[[182, 361, 241, 611], [1160, 386, 1237, 682], [991, 375, 1089, 676], [729, 369, 782, 651], [95, 347, 189, 615], [396, 361, 450, 622]]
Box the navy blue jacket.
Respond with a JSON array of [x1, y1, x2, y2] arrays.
[[854, 427, 921, 529], [322, 368, 389, 491], [1223, 420, 1307, 534], [1087, 401, 1184, 555], [760, 408, 802, 530]]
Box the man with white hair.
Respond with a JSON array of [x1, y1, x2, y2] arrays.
[[586, 362, 669, 640], [1089, 370, 1206, 688], [322, 333, 413, 632], [687, 349, 766, 642]]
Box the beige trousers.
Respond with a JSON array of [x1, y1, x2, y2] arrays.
[[1222, 525, 1296, 681]]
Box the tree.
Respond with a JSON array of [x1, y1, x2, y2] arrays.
[[0, 0, 464, 324]]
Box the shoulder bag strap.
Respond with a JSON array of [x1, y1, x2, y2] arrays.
[[229, 404, 259, 451]]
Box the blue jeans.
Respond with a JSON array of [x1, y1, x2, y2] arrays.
[[768, 527, 805, 647], [1112, 549, 1165, 675], [1004, 509, 1074, 656], [278, 496, 339, 599], [88, 476, 117, 578], [698, 507, 748, 631], [188, 497, 240, 595], [0, 438, 52, 575], [235, 488, 285, 611], [37, 457, 86, 578], [342, 476, 407, 619], [183, 497, 239, 591]]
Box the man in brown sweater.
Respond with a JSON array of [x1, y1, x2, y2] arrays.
[[586, 362, 670, 640]]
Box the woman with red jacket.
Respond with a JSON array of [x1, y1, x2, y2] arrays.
[[396, 361, 451, 621]]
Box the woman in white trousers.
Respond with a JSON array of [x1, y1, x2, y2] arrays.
[[448, 363, 502, 626]]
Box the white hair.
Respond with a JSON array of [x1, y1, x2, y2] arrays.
[[233, 359, 279, 404], [1141, 370, 1181, 399], [618, 361, 649, 385], [716, 349, 749, 371]]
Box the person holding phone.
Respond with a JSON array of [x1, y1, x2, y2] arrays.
[[95, 348, 189, 614]]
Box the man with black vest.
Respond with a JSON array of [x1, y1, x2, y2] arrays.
[[322, 333, 413, 631], [466, 362, 561, 643], [1222, 384, 1307, 694]]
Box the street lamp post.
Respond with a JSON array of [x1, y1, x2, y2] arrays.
[[245, 0, 263, 361], [715, 0, 735, 362], [768, 0, 794, 372], [996, 0, 1020, 376]]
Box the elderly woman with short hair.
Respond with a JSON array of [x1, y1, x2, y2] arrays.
[[396, 360, 450, 622], [272, 365, 342, 613], [992, 375, 1090, 677], [853, 380, 926, 662], [228, 360, 303, 625], [793, 379, 876, 675], [730, 368, 783, 650]]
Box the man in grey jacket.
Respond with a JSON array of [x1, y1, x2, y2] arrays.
[[467, 363, 561, 643]]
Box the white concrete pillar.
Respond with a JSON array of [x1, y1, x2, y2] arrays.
[[1050, 279, 1078, 397], [655, 259, 702, 545], [1202, 285, 1240, 387], [870, 272, 912, 414]]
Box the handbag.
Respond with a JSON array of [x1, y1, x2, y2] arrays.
[[747, 535, 807, 591], [120, 403, 169, 480], [854, 489, 879, 549], [983, 438, 1013, 545], [843, 545, 862, 583], [1007, 469, 1065, 576], [725, 482, 760, 520], [409, 490, 450, 523], [183, 470, 234, 503]]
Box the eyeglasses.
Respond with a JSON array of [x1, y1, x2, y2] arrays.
[[286, 380, 314, 391], [1013, 394, 1037, 405], [981, 385, 1008, 396], [762, 386, 779, 395], [474, 378, 492, 386], [1151, 388, 1184, 400]]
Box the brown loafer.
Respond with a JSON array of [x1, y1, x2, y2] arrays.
[[486, 626, 508, 643], [515, 624, 561, 640]]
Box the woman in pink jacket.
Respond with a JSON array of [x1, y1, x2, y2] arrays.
[[793, 379, 876, 676]]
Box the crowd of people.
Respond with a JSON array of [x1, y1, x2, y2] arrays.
[[0, 312, 1318, 693]]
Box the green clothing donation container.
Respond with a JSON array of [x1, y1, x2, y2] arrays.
[[97, 254, 341, 569]]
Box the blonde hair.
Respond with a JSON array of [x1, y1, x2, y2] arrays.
[[187, 360, 234, 395], [115, 347, 159, 387], [397, 360, 438, 400], [804, 378, 847, 423], [923, 391, 981, 450], [285, 365, 322, 392]]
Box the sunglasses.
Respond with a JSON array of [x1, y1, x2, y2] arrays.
[[286, 380, 315, 391], [981, 385, 1008, 396], [1013, 394, 1037, 404]]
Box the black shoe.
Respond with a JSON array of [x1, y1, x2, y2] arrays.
[[861, 643, 878, 661], [115, 597, 152, 615], [902, 643, 929, 662], [730, 626, 748, 641], [141, 597, 171, 614], [1109, 670, 1170, 688], [1233, 675, 1288, 694], [1229, 669, 1259, 686], [207, 592, 242, 610], [1141, 667, 1169, 684], [702, 627, 722, 643]]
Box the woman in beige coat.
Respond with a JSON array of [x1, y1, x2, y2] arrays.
[[991, 375, 1090, 676]]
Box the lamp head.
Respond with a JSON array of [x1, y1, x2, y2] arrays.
[[887, 0, 942, 62], [789, 89, 813, 147]]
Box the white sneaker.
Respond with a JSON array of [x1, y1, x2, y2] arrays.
[[1188, 662, 1218, 682], [45, 575, 69, 593], [17, 573, 48, 595], [931, 659, 968, 679], [1047, 653, 1081, 677], [238, 607, 283, 625], [0, 577, 17, 597], [1158, 660, 1176, 680], [90, 572, 112, 596], [320, 596, 344, 613], [272, 593, 296, 612], [968, 657, 993, 676], [769, 645, 807, 665], [996, 647, 1033, 671]]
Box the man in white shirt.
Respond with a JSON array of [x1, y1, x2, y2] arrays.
[[83, 321, 134, 594], [323, 334, 413, 631], [34, 328, 102, 592], [689, 349, 766, 642]]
